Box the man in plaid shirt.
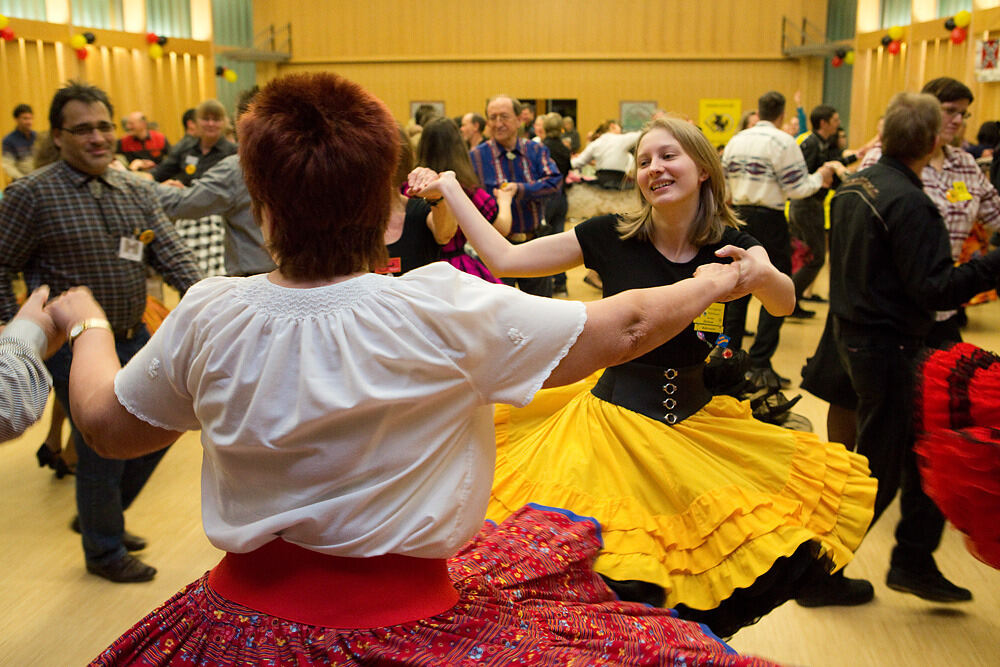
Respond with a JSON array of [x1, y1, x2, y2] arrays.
[[0, 81, 203, 583]]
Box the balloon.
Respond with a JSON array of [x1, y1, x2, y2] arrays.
[[146, 32, 159, 44], [887, 40, 901, 55], [831, 56, 843, 68], [75, 47, 88, 60], [83, 32, 95, 44], [835, 48, 847, 59], [69, 34, 87, 50], [954, 10, 971, 29], [881, 35, 893, 47], [0, 27, 14, 41], [888, 26, 904, 41], [0, 14, 8, 29], [223, 69, 238, 83], [951, 27, 968, 45], [157, 35, 167, 46], [945, 18, 956, 31], [844, 50, 856, 65], [148, 43, 163, 59], [215, 65, 225, 76]]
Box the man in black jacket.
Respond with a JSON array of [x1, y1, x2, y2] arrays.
[[829, 91, 1000, 604]]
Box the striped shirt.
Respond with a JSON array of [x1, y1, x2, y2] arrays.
[[469, 139, 561, 234], [0, 160, 203, 332], [0, 319, 51, 442], [722, 120, 823, 211]]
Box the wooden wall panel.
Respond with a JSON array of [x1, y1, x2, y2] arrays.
[[255, 0, 828, 140], [0, 17, 216, 150], [256, 1, 826, 62], [851, 6, 1000, 147]]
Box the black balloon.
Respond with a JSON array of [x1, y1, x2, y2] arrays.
[[835, 48, 847, 59], [881, 35, 892, 46], [215, 65, 225, 76], [945, 18, 956, 31], [157, 35, 168, 46], [83, 31, 95, 44]]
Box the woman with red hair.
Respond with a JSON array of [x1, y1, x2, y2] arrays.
[[47, 72, 774, 665]]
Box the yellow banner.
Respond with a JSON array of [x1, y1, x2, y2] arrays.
[[699, 99, 742, 147]]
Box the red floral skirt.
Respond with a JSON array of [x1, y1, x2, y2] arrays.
[[90, 505, 777, 666], [915, 342, 1000, 569]]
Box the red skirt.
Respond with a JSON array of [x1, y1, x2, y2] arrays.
[[915, 343, 1000, 569], [89, 505, 777, 666]]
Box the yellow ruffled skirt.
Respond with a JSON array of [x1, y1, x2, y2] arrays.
[[488, 373, 876, 612]]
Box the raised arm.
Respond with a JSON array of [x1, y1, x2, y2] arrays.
[[544, 261, 741, 387], [409, 168, 581, 277], [45, 287, 182, 458]]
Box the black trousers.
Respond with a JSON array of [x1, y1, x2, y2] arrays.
[[788, 197, 826, 299], [723, 205, 791, 368], [835, 320, 945, 572]]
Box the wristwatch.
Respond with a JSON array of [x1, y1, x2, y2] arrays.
[[68, 318, 113, 348]]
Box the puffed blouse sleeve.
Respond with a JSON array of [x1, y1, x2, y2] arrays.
[[113, 277, 229, 432], [396, 265, 587, 407]]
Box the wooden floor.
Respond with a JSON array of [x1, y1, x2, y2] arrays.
[[1, 267, 999, 666]]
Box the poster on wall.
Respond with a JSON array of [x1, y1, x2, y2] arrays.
[[699, 99, 742, 147], [620, 101, 657, 132], [975, 40, 1000, 82]]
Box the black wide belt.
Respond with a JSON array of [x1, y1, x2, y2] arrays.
[[591, 361, 711, 425]]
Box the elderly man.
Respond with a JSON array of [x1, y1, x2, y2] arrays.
[[0, 81, 203, 583], [117, 110, 171, 173], [2, 104, 37, 181], [469, 95, 561, 296], [826, 91, 1000, 605], [460, 112, 486, 149]]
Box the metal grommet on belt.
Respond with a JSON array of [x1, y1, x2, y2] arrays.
[[662, 398, 677, 409], [663, 368, 678, 380], [664, 413, 678, 424], [662, 383, 677, 395]]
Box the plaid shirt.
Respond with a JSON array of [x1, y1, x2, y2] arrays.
[[0, 160, 203, 332], [861, 144, 1000, 260], [469, 138, 561, 234]]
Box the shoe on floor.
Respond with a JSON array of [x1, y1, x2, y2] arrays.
[[886, 566, 972, 603], [71, 516, 147, 552], [788, 305, 816, 319], [745, 367, 791, 391], [86, 554, 156, 583], [802, 294, 827, 303], [795, 571, 875, 607]]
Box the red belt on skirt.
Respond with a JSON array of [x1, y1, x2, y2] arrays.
[[207, 538, 459, 628]]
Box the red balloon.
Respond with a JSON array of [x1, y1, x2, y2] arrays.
[[887, 39, 901, 55], [75, 47, 88, 60], [951, 27, 968, 45], [146, 32, 159, 44], [0, 27, 14, 41], [831, 56, 843, 68]]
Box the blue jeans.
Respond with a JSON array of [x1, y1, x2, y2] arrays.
[[46, 324, 169, 566]]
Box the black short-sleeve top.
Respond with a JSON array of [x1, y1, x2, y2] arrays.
[[574, 214, 759, 368]]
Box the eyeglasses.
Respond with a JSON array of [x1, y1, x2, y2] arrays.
[[941, 106, 972, 120], [61, 122, 116, 136]]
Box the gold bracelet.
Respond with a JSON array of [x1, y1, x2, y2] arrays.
[[68, 318, 113, 349]]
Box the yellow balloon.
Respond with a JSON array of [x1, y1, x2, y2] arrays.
[[0, 15, 9, 29], [887, 25, 904, 41], [69, 34, 87, 50], [148, 43, 163, 59], [844, 50, 855, 65], [954, 10, 971, 29], [223, 69, 238, 83]]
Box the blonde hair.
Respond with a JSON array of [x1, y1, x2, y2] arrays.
[[617, 115, 740, 246]]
